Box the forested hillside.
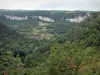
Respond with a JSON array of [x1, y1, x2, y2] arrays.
[[0, 22, 20, 40], [56, 12, 100, 47], [0, 10, 90, 38], [0, 11, 100, 75]]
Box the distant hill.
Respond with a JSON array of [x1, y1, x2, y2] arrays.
[[0, 10, 95, 39]]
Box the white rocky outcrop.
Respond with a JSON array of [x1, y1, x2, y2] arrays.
[[66, 13, 90, 23], [4, 15, 28, 20], [66, 15, 88, 23], [33, 16, 54, 22], [38, 22, 49, 26], [38, 16, 54, 22]]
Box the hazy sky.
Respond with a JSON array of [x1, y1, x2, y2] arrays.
[[0, 0, 100, 11]]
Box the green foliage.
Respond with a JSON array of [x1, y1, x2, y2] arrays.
[[47, 42, 100, 75], [0, 12, 100, 75]]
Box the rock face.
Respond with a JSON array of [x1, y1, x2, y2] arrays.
[[3, 15, 55, 22], [4, 15, 28, 20], [2, 14, 88, 23], [38, 16, 54, 22], [38, 22, 49, 26], [66, 16, 87, 23], [0, 11, 89, 23], [66, 13, 90, 23]]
